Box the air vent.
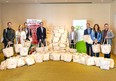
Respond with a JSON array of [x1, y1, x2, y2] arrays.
[[40, 2, 92, 4]]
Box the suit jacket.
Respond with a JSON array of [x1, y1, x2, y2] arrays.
[[101, 30, 114, 45], [25, 28, 32, 40], [3, 28, 15, 43], [36, 27, 46, 41], [84, 28, 92, 35], [68, 31, 77, 44]]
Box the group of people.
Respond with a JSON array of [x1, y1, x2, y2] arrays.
[[2, 21, 46, 60], [1, 21, 115, 60], [69, 23, 114, 58]]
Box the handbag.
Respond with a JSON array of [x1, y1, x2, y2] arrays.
[[7, 57, 17, 69], [83, 35, 93, 44], [20, 47, 29, 56], [101, 40, 111, 54], [3, 45, 14, 57], [92, 44, 100, 53], [14, 44, 22, 53]]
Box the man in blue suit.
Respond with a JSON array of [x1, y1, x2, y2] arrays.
[[36, 22, 46, 47], [84, 23, 92, 56]]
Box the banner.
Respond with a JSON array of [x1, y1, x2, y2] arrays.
[[73, 20, 87, 41], [27, 19, 42, 44]]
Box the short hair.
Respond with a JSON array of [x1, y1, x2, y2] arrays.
[[7, 22, 12, 25], [86, 23, 90, 26], [104, 23, 109, 26], [39, 22, 43, 24]]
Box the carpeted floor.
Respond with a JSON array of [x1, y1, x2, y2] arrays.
[[0, 53, 116, 81]]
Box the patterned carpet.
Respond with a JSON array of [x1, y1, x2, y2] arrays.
[[0, 53, 116, 81]]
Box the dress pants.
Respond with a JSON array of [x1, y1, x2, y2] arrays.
[[39, 39, 46, 47], [86, 43, 92, 56]]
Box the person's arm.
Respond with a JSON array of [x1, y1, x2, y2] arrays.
[[3, 29, 9, 42], [15, 31, 18, 44], [90, 30, 95, 41], [75, 31, 78, 42], [98, 32, 102, 43], [44, 28, 46, 39], [107, 30, 115, 39], [36, 28, 40, 41], [29, 29, 32, 37], [84, 29, 86, 35], [11, 30, 15, 43]]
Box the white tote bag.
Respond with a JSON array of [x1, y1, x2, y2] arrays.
[[52, 53, 61, 61], [3, 46, 14, 57], [43, 53, 49, 61], [64, 54, 72, 62], [101, 40, 111, 54], [25, 41, 31, 47], [83, 35, 93, 44], [7, 57, 17, 69], [34, 54, 43, 63], [100, 59, 110, 70], [92, 44, 100, 53], [0, 60, 8, 70], [14, 44, 22, 53], [17, 57, 26, 67], [25, 56, 35, 66], [20, 47, 29, 56]]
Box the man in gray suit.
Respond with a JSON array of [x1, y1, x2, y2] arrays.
[[68, 26, 77, 49], [101, 23, 114, 58]]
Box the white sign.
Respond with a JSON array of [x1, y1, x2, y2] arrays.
[[73, 20, 87, 41], [27, 19, 42, 26]]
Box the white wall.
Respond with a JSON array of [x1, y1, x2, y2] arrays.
[[111, 1, 116, 55], [1, 4, 110, 31]]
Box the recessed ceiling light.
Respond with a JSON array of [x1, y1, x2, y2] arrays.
[[6, 1, 9, 3]]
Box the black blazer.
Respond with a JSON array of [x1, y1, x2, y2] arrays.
[[3, 28, 15, 43], [36, 27, 46, 41], [26, 28, 32, 40], [84, 28, 92, 35]]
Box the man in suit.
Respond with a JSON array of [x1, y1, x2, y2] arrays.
[[36, 22, 46, 47], [24, 22, 32, 41], [101, 23, 114, 58], [3, 22, 15, 60], [68, 26, 77, 49], [84, 23, 92, 56]]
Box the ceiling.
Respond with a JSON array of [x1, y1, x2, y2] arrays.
[[0, 0, 115, 4]]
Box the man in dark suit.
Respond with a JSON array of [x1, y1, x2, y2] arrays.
[[36, 22, 46, 47], [84, 23, 92, 56], [3, 22, 15, 60]]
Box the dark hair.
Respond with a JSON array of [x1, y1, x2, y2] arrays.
[[104, 23, 109, 26], [7, 22, 12, 25], [93, 24, 100, 32]]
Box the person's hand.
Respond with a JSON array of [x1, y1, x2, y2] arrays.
[[39, 39, 41, 42], [105, 36, 109, 39], [8, 41, 13, 46], [94, 39, 98, 44]]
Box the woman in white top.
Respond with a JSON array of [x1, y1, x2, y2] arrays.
[[16, 25, 26, 46]]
